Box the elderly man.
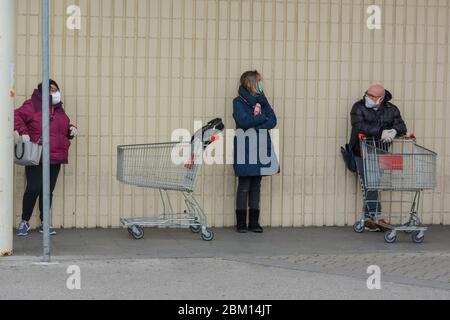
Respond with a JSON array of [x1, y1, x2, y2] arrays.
[[350, 84, 407, 231]]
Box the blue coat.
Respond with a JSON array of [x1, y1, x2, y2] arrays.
[[233, 86, 280, 177]]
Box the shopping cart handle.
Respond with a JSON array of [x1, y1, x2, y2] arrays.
[[359, 132, 415, 141], [401, 133, 416, 139], [210, 135, 218, 142]]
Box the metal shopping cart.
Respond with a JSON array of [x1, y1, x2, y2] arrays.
[[352, 135, 437, 243], [117, 118, 225, 241]]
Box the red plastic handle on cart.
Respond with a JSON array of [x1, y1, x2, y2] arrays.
[[400, 133, 416, 139], [359, 133, 416, 141], [210, 135, 218, 142], [184, 154, 196, 170]]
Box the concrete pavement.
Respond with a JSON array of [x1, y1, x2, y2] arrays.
[[1, 226, 449, 299]]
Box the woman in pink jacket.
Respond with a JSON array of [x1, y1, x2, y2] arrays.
[[14, 80, 77, 236]]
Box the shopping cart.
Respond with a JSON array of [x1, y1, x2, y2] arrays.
[[352, 135, 437, 243], [117, 118, 225, 241]]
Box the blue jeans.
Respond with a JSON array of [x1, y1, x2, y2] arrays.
[[355, 157, 381, 219]]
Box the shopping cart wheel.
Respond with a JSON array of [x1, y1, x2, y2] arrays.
[[201, 229, 214, 241], [384, 231, 397, 244], [411, 231, 425, 244], [189, 224, 202, 234], [129, 225, 144, 240], [127, 227, 134, 236], [353, 221, 365, 234]]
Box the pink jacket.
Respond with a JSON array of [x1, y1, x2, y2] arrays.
[[14, 89, 75, 164]]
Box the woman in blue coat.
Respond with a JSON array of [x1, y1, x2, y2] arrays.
[[233, 70, 279, 233]]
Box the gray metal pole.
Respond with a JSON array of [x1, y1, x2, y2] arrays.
[[42, 0, 51, 263]]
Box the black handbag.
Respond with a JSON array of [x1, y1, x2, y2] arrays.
[[341, 144, 357, 173]]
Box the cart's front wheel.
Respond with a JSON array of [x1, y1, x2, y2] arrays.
[[384, 231, 397, 244], [411, 231, 425, 244], [353, 221, 365, 234], [201, 229, 214, 241], [129, 225, 144, 240], [127, 227, 134, 236], [189, 224, 202, 234]]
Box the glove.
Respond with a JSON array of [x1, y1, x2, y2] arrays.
[[70, 126, 78, 137], [21, 135, 30, 143], [381, 129, 397, 143]]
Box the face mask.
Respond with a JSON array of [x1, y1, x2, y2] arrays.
[[255, 81, 264, 95], [365, 96, 380, 109], [52, 91, 61, 105]]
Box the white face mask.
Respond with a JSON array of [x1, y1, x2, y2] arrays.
[[365, 96, 381, 109], [52, 91, 61, 105]]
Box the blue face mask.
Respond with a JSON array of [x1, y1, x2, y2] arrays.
[[255, 81, 264, 95]]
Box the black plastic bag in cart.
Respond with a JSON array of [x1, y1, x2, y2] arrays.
[[191, 118, 225, 149], [185, 118, 225, 170]]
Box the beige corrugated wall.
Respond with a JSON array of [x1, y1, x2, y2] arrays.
[[13, 0, 450, 228]]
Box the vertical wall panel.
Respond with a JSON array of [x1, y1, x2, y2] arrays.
[[14, 0, 450, 228]]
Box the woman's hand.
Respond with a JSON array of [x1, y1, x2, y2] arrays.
[[69, 126, 78, 137], [254, 103, 262, 116], [21, 134, 30, 142]]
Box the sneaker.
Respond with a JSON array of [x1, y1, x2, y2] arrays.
[[364, 219, 382, 232], [38, 224, 57, 235], [16, 221, 31, 236], [376, 219, 390, 232]]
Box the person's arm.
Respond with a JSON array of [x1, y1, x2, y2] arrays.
[[14, 101, 33, 136], [391, 105, 407, 136], [233, 99, 268, 130], [255, 96, 277, 130], [350, 103, 382, 138]]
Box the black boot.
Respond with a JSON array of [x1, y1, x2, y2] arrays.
[[248, 209, 263, 233], [235, 210, 248, 233]]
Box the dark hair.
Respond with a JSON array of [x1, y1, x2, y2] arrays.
[[240, 70, 261, 95], [38, 79, 60, 93]]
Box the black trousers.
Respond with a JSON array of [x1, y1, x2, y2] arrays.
[[236, 176, 262, 211], [355, 156, 381, 219], [22, 163, 61, 222]]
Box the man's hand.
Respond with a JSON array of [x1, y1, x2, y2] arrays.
[[254, 103, 262, 116], [381, 129, 397, 143]]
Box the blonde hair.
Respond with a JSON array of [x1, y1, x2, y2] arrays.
[[240, 70, 262, 95]]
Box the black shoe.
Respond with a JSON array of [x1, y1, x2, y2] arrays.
[[248, 209, 263, 233], [235, 209, 248, 233]]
